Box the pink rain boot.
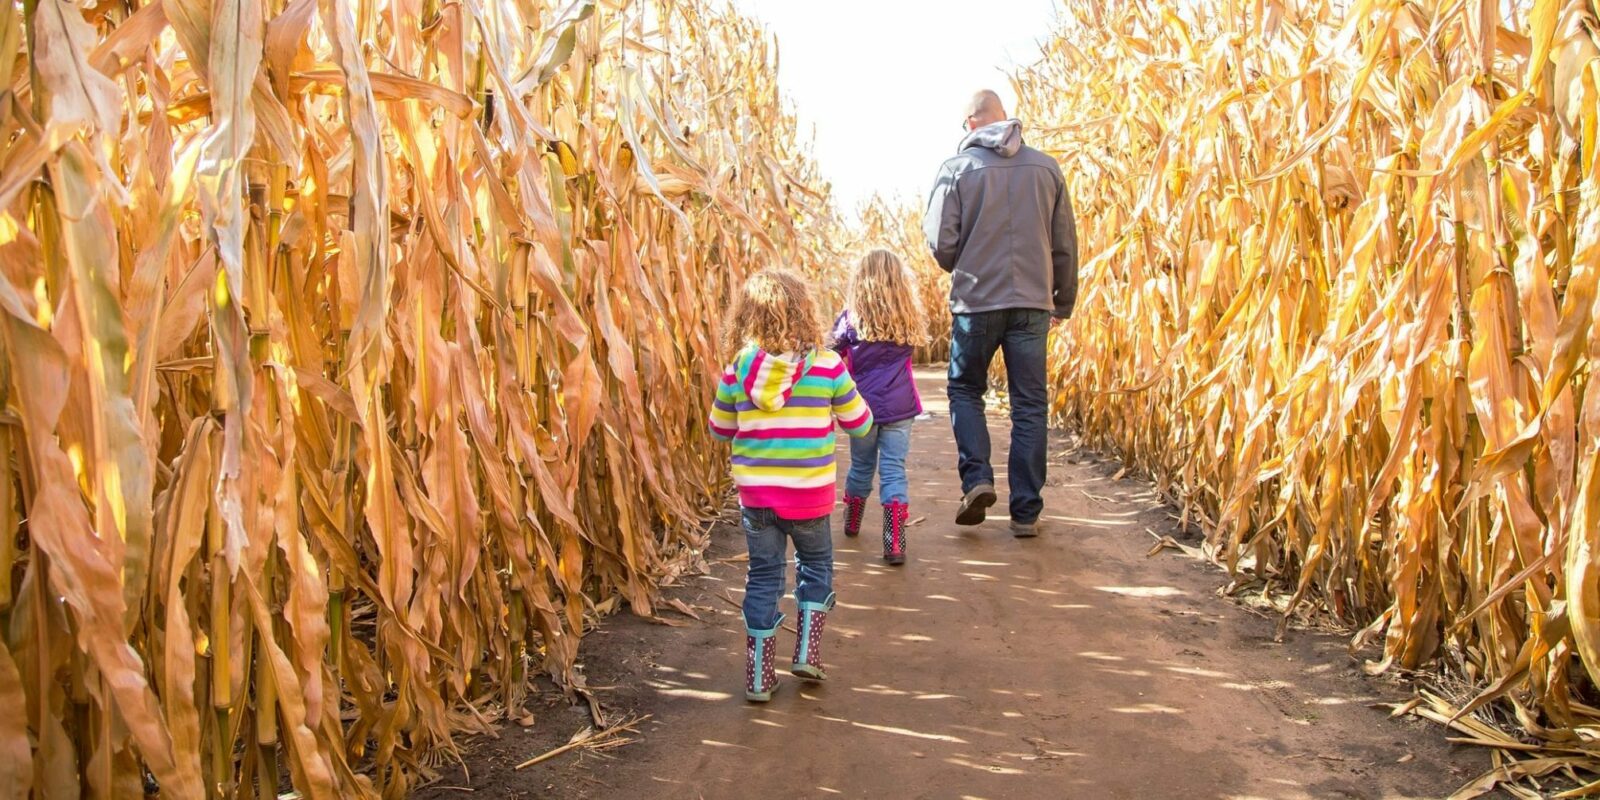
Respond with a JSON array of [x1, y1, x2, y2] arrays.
[[843, 494, 867, 538], [744, 614, 782, 702], [790, 594, 836, 681], [883, 501, 908, 565]]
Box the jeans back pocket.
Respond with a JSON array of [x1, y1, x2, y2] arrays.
[[741, 506, 774, 532]]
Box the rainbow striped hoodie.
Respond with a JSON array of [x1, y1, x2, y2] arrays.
[[708, 345, 874, 519]]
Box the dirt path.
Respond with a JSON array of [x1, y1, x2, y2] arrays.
[[415, 369, 1490, 800]]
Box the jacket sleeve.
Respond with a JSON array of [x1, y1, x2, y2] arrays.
[[707, 366, 739, 442], [830, 366, 874, 438], [827, 310, 857, 352], [922, 161, 963, 273], [1051, 175, 1080, 319]]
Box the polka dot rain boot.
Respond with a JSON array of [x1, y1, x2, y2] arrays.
[[842, 494, 867, 538], [744, 614, 782, 702], [883, 500, 908, 565], [790, 593, 836, 681]]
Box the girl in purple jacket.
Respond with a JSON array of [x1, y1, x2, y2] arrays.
[[830, 249, 930, 564]]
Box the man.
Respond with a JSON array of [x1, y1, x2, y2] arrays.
[[922, 89, 1078, 537]]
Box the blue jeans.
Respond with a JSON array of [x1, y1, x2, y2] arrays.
[[845, 418, 914, 504], [947, 309, 1050, 523], [741, 507, 833, 631]]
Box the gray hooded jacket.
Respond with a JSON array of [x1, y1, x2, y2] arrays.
[[922, 120, 1078, 318]]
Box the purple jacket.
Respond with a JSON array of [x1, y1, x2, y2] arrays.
[[829, 311, 923, 425]]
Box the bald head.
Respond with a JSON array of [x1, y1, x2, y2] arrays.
[[963, 90, 1007, 131]]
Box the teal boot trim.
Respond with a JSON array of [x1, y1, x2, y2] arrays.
[[744, 613, 784, 702], [791, 593, 836, 681]]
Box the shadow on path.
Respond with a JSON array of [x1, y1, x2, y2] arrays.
[[414, 368, 1489, 800]]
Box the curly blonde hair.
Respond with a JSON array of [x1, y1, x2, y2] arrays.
[[847, 249, 930, 346], [722, 268, 824, 358]]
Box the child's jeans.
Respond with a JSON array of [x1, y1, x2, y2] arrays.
[[741, 507, 833, 631], [845, 418, 914, 504]]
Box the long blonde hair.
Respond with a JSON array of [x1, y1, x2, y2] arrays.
[[847, 249, 929, 346], [722, 268, 823, 358]]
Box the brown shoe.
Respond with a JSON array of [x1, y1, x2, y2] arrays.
[[956, 484, 997, 526], [1010, 519, 1040, 538]]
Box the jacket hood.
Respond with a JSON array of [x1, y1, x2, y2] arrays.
[[733, 346, 813, 412], [959, 119, 1024, 158]]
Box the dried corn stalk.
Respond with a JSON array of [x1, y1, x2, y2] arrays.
[[1024, 0, 1600, 781], [0, 0, 835, 795]]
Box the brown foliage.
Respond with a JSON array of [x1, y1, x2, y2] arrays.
[[1024, 0, 1600, 788], [0, 0, 838, 795]]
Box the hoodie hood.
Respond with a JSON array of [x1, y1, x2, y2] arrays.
[[734, 345, 814, 412], [959, 119, 1024, 158]]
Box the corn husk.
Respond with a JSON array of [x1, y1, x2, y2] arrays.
[[0, 0, 839, 795], [1024, 0, 1600, 787]]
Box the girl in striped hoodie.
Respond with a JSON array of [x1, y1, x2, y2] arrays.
[[709, 269, 873, 702]]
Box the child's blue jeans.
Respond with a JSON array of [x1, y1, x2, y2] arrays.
[[845, 418, 914, 504], [741, 507, 833, 631]]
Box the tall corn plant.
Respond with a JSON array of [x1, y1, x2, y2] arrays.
[[1024, 0, 1600, 779], [0, 0, 835, 796]]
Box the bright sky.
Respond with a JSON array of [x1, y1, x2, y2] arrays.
[[726, 0, 1063, 216]]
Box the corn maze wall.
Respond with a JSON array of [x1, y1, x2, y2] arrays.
[[14, 0, 1600, 793], [0, 0, 845, 795], [1025, 0, 1600, 780]]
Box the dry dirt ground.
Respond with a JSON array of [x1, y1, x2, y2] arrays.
[[413, 369, 1497, 800]]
